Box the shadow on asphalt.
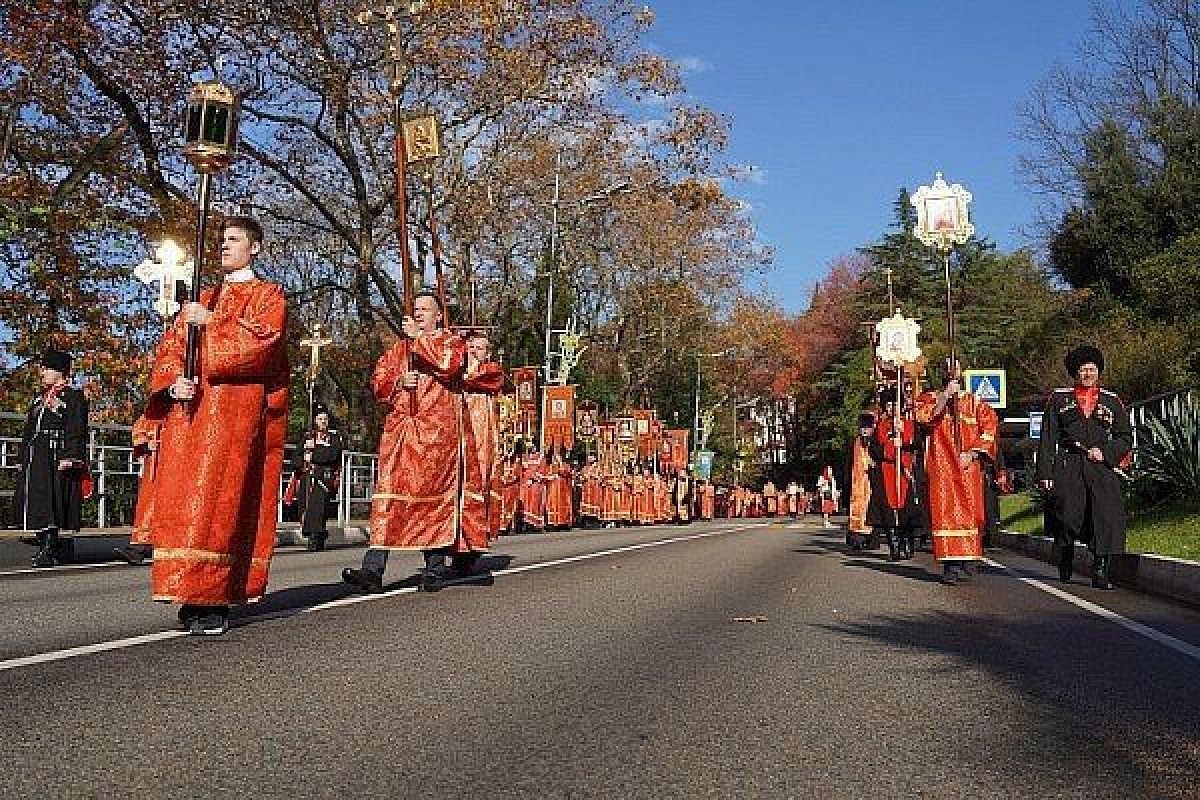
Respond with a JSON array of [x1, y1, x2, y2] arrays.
[[231, 554, 518, 624], [841, 559, 944, 584], [817, 609, 1199, 798]]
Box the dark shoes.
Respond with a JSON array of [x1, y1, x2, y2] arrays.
[[31, 547, 58, 568], [177, 604, 202, 629], [305, 534, 327, 552], [114, 545, 149, 565], [941, 564, 959, 585], [178, 604, 229, 636], [342, 567, 384, 594], [1092, 556, 1114, 590], [189, 607, 230, 636]]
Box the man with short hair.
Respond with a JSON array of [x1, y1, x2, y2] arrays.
[[343, 290, 485, 592], [137, 216, 290, 634]]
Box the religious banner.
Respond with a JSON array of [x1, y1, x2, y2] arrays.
[[633, 409, 656, 459], [666, 429, 690, 471], [694, 450, 715, 481], [498, 393, 518, 451], [575, 400, 598, 444], [511, 366, 539, 441], [512, 367, 538, 412], [543, 384, 576, 452]]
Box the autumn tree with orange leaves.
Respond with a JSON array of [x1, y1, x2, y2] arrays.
[[1, 0, 769, 443]]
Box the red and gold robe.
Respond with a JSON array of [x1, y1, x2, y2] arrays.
[[140, 280, 289, 605], [546, 462, 574, 527], [129, 402, 166, 547], [369, 330, 485, 554], [497, 457, 522, 534], [700, 482, 715, 520], [848, 437, 873, 534], [579, 464, 602, 520], [600, 471, 622, 523], [520, 453, 548, 529], [763, 482, 779, 515], [876, 417, 917, 511], [915, 390, 999, 561], [463, 361, 504, 543], [784, 484, 800, 516]]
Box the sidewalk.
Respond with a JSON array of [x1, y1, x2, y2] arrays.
[[0, 522, 371, 569], [995, 529, 1200, 609]]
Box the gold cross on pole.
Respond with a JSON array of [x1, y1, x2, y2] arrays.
[[300, 322, 334, 385]]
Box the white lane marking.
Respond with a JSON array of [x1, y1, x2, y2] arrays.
[[984, 557, 1200, 664], [0, 544, 327, 580], [0, 630, 189, 672], [0, 561, 141, 579], [0, 523, 765, 673]]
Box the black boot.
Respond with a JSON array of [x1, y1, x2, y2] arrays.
[[342, 567, 384, 593], [1057, 543, 1074, 583], [1092, 555, 1113, 590], [31, 530, 59, 568]]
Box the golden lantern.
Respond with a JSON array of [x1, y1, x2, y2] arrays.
[[183, 80, 240, 173]]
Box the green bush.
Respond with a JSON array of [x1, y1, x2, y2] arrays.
[[1137, 395, 1200, 499]]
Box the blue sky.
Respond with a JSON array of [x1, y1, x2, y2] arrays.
[[646, 0, 1095, 311]]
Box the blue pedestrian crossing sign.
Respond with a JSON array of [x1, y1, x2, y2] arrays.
[[963, 369, 1007, 409]]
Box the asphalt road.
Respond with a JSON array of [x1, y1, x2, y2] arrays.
[[1, 518, 1198, 799]]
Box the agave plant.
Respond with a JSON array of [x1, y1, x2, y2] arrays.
[[1136, 394, 1200, 497]]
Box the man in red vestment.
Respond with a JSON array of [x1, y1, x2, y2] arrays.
[[520, 449, 548, 532], [497, 444, 523, 535], [343, 290, 484, 593], [915, 360, 999, 584], [545, 449, 574, 528], [578, 455, 602, 527], [138, 217, 289, 635], [462, 331, 505, 543]]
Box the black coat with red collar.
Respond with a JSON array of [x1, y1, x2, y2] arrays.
[[1034, 387, 1132, 554]]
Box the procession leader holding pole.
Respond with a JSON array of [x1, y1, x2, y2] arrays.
[[135, 78, 290, 635]]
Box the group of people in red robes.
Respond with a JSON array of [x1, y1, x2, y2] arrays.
[[847, 359, 1002, 584]]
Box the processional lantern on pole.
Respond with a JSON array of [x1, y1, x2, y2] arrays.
[[181, 76, 240, 381], [911, 171, 973, 448]]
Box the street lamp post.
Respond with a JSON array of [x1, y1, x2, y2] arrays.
[[693, 349, 731, 462], [538, 162, 631, 447]]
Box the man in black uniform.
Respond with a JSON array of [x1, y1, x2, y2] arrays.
[[11, 350, 89, 567], [1035, 346, 1133, 588], [292, 404, 344, 552]]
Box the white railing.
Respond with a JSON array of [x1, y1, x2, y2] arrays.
[[1, 412, 380, 530]]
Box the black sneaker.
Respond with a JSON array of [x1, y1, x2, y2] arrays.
[[189, 608, 229, 636], [31, 547, 57, 568], [941, 565, 959, 585], [342, 567, 383, 594]]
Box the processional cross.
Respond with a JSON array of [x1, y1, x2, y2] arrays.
[[133, 239, 193, 322]]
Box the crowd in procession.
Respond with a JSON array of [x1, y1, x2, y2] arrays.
[[7, 216, 1136, 634], [843, 346, 1133, 588]]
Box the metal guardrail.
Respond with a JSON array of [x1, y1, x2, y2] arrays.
[[0, 412, 381, 530]]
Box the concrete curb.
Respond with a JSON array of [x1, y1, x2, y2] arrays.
[[994, 530, 1200, 609]]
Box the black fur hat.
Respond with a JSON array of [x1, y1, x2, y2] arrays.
[[1064, 345, 1104, 377], [39, 350, 72, 374]]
